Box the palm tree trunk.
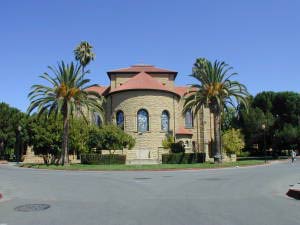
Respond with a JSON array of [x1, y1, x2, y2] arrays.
[[61, 113, 70, 165], [213, 112, 221, 162]]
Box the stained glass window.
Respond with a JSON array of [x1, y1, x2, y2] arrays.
[[137, 109, 149, 132], [161, 110, 169, 132], [185, 109, 193, 128], [116, 110, 124, 130], [93, 112, 102, 127]]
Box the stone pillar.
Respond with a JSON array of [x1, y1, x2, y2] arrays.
[[202, 107, 212, 161], [204, 142, 209, 162], [25, 146, 34, 157]]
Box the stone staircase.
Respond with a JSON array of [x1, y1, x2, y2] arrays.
[[126, 149, 160, 165], [126, 159, 160, 165]]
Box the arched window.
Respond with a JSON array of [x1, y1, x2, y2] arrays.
[[137, 109, 149, 132], [96, 115, 102, 127], [161, 110, 169, 132], [185, 109, 193, 128], [116, 110, 124, 130], [93, 112, 102, 127]]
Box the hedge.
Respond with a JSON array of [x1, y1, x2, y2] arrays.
[[81, 154, 126, 165], [170, 142, 185, 153], [162, 153, 206, 164], [237, 156, 288, 161]]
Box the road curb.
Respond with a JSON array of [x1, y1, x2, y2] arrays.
[[286, 188, 300, 200], [15, 158, 287, 172], [20, 162, 274, 172]]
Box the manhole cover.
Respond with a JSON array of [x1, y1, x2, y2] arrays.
[[15, 204, 50, 212], [162, 175, 172, 178], [134, 177, 152, 180]]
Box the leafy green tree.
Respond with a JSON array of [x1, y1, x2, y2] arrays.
[[74, 41, 95, 73], [252, 91, 276, 113], [69, 118, 90, 155], [239, 107, 275, 151], [87, 125, 135, 154], [222, 128, 245, 155], [27, 61, 104, 165], [273, 124, 300, 151], [26, 113, 62, 163], [272, 92, 300, 127], [0, 103, 28, 157], [26, 114, 93, 164], [222, 107, 237, 131], [184, 58, 249, 161], [238, 91, 300, 155]]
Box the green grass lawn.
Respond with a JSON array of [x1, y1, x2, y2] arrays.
[[20, 160, 267, 171]]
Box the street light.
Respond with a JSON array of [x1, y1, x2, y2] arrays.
[[16, 125, 22, 164], [262, 124, 266, 163]]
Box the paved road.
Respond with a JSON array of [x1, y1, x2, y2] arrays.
[[0, 161, 300, 225]]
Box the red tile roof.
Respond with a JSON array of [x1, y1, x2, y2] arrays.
[[174, 86, 189, 96], [109, 72, 180, 96], [108, 64, 177, 76], [86, 85, 109, 95], [175, 86, 199, 96], [176, 127, 193, 135], [87, 65, 192, 97]]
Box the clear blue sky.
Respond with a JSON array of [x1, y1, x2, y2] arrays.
[[1, 0, 300, 112]]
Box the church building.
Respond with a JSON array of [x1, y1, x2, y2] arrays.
[[89, 64, 215, 164]]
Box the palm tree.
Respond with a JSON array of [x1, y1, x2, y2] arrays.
[[28, 61, 104, 165], [184, 58, 249, 162], [74, 41, 95, 73]]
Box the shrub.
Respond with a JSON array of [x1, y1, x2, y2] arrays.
[[81, 154, 126, 164], [87, 125, 135, 151], [237, 151, 250, 157], [162, 153, 205, 164], [162, 135, 174, 149], [222, 129, 245, 155], [170, 141, 185, 153]]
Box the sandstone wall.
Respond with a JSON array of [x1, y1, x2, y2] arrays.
[[105, 90, 213, 160]]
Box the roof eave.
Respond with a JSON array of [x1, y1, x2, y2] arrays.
[[107, 71, 178, 79], [107, 88, 181, 97]]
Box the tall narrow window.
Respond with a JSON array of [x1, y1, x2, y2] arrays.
[[93, 112, 102, 127], [116, 110, 124, 130], [185, 109, 193, 128], [137, 109, 149, 132], [161, 110, 169, 132]]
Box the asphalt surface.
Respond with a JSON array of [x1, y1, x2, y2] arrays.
[[0, 160, 300, 225]]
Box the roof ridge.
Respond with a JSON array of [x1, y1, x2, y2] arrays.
[[107, 64, 177, 75], [120, 71, 167, 88], [131, 64, 153, 67], [108, 71, 181, 96]]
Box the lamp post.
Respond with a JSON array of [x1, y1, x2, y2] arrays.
[[16, 125, 22, 164], [262, 124, 266, 163]]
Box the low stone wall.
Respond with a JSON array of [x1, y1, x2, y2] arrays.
[[23, 154, 80, 164], [101, 149, 127, 155], [23, 154, 44, 164], [222, 153, 237, 162], [22, 147, 80, 164]]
